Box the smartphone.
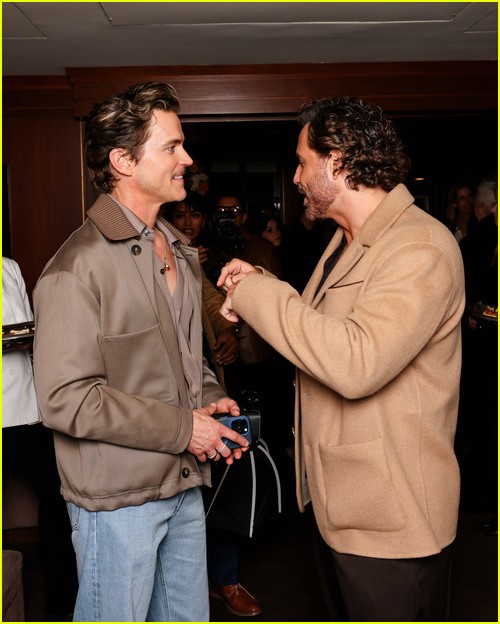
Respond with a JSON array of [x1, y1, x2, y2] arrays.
[[214, 410, 260, 449], [215, 413, 253, 449]]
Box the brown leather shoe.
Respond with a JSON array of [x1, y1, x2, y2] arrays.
[[210, 583, 262, 617]]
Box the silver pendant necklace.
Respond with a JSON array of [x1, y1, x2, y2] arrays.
[[155, 228, 170, 274]]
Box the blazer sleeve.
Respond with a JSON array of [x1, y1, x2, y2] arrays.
[[230, 241, 464, 399]]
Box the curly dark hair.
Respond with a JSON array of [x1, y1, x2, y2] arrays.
[[85, 82, 180, 193], [297, 96, 410, 191]]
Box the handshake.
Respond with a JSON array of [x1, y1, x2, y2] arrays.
[[217, 259, 260, 322]]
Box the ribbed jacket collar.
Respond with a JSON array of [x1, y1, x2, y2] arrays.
[[87, 194, 140, 241]]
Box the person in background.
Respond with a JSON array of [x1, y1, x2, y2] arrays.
[[445, 183, 475, 243], [252, 210, 289, 276], [254, 212, 285, 248], [165, 193, 264, 617], [457, 179, 497, 535], [2, 256, 78, 620], [213, 195, 281, 277], [252, 210, 296, 450], [160, 200, 240, 388], [200, 193, 293, 618], [210, 194, 281, 385], [460, 179, 498, 303], [32, 82, 249, 623], [218, 95, 465, 622], [164, 189, 232, 287], [208, 194, 286, 420]]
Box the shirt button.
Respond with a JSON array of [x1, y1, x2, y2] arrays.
[[181, 467, 190, 478], [131, 245, 142, 256]]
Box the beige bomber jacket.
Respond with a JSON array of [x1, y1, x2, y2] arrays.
[[33, 194, 227, 511]]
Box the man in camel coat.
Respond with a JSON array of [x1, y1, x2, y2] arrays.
[[218, 96, 465, 621]]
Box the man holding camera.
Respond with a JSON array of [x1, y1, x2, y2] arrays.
[[213, 196, 280, 273], [204, 195, 284, 617], [212, 195, 280, 373]]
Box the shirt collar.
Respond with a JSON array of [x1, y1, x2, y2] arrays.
[[108, 196, 179, 247]]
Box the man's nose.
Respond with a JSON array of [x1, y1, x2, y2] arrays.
[[180, 146, 194, 167]]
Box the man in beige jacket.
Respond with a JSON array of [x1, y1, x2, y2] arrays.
[[218, 96, 465, 621], [33, 82, 249, 622]]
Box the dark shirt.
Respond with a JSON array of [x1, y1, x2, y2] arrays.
[[284, 218, 336, 293], [314, 234, 347, 297]]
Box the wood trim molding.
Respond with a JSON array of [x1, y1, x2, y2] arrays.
[[3, 61, 497, 119], [2, 76, 75, 118]]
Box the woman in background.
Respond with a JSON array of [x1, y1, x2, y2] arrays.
[[164, 190, 231, 286], [445, 183, 475, 243]]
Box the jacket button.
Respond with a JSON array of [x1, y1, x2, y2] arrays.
[[131, 245, 142, 256], [181, 467, 190, 478]]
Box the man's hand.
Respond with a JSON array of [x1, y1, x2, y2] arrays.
[[219, 289, 239, 323], [188, 400, 249, 464], [217, 259, 258, 292], [213, 327, 239, 365], [217, 259, 259, 322]]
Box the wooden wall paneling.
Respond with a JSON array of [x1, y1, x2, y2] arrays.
[[2, 76, 75, 118], [4, 61, 496, 120], [66, 62, 498, 118], [3, 117, 84, 298]]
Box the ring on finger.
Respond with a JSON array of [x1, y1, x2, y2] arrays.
[[216, 443, 227, 454], [207, 451, 217, 460]]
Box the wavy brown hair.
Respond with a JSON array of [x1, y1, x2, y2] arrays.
[[85, 82, 180, 193], [297, 96, 410, 192]]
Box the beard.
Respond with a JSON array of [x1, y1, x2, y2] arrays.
[[302, 166, 337, 221]]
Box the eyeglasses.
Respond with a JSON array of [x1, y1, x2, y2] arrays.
[[215, 205, 244, 216]]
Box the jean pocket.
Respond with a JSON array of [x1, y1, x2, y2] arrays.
[[66, 501, 82, 531]]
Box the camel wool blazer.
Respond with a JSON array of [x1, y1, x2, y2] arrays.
[[230, 184, 465, 559], [33, 194, 227, 511]]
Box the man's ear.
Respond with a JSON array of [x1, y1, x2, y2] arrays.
[[109, 148, 134, 177], [327, 150, 343, 178]]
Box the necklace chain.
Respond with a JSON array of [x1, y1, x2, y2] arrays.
[[155, 228, 170, 274]]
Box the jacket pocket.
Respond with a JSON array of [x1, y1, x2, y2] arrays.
[[103, 325, 176, 400], [318, 438, 405, 532]]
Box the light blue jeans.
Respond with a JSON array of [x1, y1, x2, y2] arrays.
[[67, 487, 209, 622]]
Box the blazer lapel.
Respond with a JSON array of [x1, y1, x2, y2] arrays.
[[302, 185, 415, 309], [312, 240, 365, 307], [302, 228, 365, 307]]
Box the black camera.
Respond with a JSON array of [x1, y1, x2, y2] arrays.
[[211, 211, 247, 252], [214, 410, 260, 449]]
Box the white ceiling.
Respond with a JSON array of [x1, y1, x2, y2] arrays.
[[2, 2, 498, 76]]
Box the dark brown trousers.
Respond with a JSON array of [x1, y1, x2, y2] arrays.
[[314, 524, 452, 622]]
